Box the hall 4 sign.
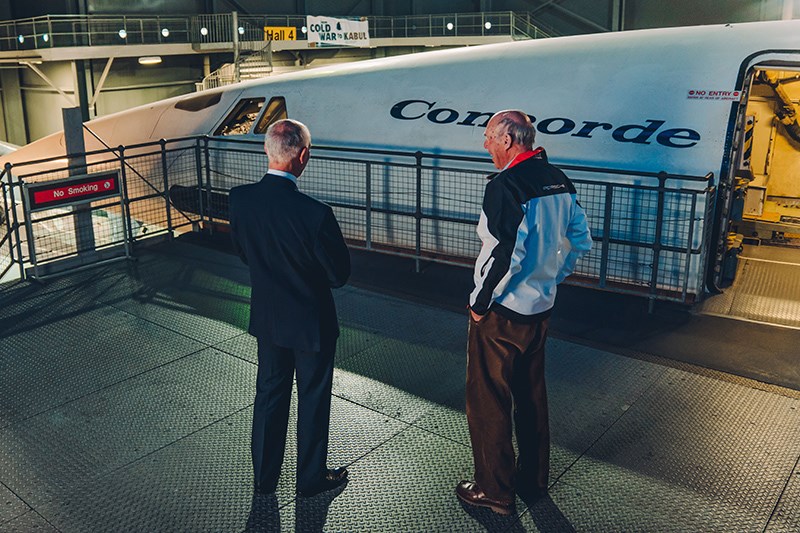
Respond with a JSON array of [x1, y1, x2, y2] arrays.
[[264, 26, 296, 41]]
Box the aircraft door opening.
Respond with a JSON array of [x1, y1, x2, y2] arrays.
[[736, 67, 800, 243], [702, 63, 800, 328]]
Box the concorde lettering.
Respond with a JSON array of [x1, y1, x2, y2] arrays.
[[389, 99, 701, 148]]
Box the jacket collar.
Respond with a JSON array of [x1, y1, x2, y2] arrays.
[[487, 147, 547, 180], [261, 171, 298, 189]]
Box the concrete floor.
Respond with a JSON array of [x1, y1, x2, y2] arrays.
[[1, 239, 800, 532]]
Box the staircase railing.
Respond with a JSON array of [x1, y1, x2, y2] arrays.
[[197, 38, 273, 91]]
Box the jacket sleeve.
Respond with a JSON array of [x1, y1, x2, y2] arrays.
[[470, 180, 524, 315], [228, 190, 249, 266], [313, 206, 351, 288], [555, 198, 592, 284]]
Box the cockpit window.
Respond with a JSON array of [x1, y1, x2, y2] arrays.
[[253, 97, 288, 134], [214, 98, 266, 136], [174, 92, 222, 112]]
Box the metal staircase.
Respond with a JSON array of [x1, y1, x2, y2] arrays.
[[197, 39, 273, 91]]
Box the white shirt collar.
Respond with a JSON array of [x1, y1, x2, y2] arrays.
[[267, 169, 297, 185]]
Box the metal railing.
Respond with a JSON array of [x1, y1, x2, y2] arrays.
[[197, 40, 273, 91], [0, 137, 714, 305], [0, 11, 553, 52]]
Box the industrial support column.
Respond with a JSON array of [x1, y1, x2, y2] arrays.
[[232, 11, 240, 83], [63, 107, 95, 255], [612, 0, 626, 31], [72, 60, 91, 122], [0, 69, 28, 146], [783, 0, 795, 20]]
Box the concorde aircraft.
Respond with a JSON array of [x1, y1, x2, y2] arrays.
[[1, 19, 799, 299]]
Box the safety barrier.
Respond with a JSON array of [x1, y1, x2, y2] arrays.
[[0, 11, 553, 52], [0, 136, 714, 304]]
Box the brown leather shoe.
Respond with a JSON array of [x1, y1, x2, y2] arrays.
[[456, 480, 515, 515]]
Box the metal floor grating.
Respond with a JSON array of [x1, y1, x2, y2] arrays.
[[697, 255, 800, 329], [2, 240, 800, 531]]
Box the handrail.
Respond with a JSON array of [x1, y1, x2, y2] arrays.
[[199, 37, 272, 91], [0, 11, 555, 52], [7, 134, 712, 190], [1, 134, 714, 304]]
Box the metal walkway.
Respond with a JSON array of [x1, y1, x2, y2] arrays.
[[697, 245, 800, 329], [2, 240, 800, 532]]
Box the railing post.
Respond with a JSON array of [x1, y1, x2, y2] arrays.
[[365, 162, 372, 250], [200, 137, 214, 233], [5, 164, 25, 280], [600, 184, 613, 288], [195, 137, 207, 232], [160, 139, 173, 238], [118, 145, 134, 244], [0, 181, 14, 279], [649, 171, 668, 313], [415, 151, 423, 273], [20, 180, 40, 280], [684, 193, 698, 303]]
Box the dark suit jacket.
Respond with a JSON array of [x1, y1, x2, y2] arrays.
[[229, 172, 351, 352]]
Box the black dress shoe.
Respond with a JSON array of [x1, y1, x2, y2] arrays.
[[456, 480, 515, 515], [296, 467, 349, 497]]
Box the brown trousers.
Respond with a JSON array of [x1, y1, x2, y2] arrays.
[[466, 310, 550, 502]]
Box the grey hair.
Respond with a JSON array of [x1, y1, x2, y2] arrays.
[[492, 110, 535, 149], [264, 119, 311, 164]]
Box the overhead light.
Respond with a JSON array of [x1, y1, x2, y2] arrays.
[[138, 56, 162, 65], [161, 28, 169, 38], [485, 22, 492, 30], [238, 26, 245, 35], [17, 35, 24, 43], [200, 27, 208, 36], [301, 26, 307, 34], [42, 33, 49, 42], [446, 22, 454, 31], [118, 29, 127, 39]]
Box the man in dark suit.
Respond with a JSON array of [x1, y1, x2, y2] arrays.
[[229, 119, 351, 497]]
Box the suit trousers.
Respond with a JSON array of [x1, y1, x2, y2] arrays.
[[466, 310, 550, 502], [252, 337, 335, 492]]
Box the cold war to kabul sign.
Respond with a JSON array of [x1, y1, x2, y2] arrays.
[[306, 16, 369, 48]]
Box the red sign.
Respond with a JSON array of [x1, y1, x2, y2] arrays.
[[27, 171, 121, 212]]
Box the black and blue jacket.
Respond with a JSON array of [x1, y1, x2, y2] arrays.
[[469, 148, 592, 321]]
